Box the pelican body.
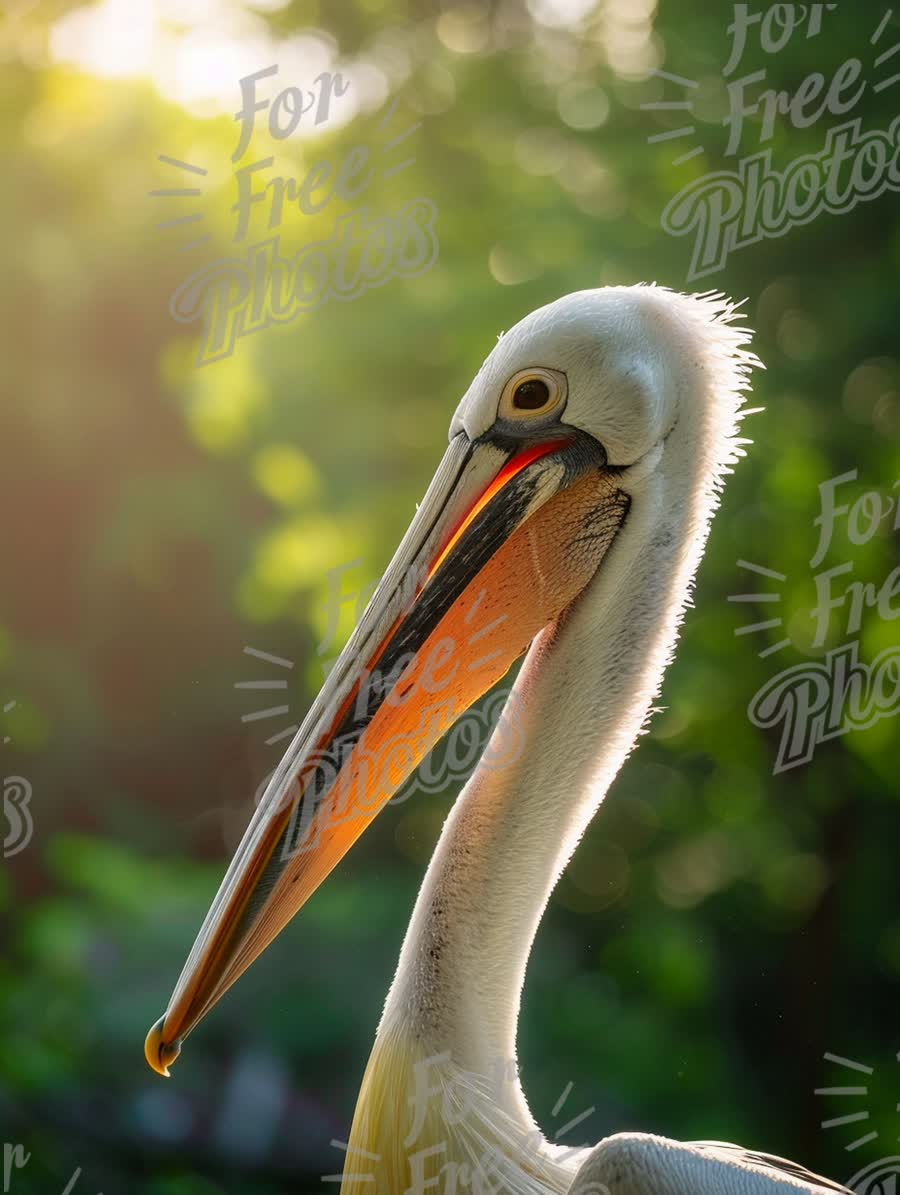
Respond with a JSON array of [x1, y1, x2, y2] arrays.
[[145, 286, 850, 1194]]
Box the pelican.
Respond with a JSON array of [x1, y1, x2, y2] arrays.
[[145, 286, 850, 1194]]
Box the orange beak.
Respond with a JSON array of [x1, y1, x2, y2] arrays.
[[145, 428, 626, 1076]]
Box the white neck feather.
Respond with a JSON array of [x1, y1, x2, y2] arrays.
[[381, 444, 696, 1097]]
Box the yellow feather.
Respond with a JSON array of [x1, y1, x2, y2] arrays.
[[340, 1030, 577, 1194]]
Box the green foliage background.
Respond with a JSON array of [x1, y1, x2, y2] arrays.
[[0, 0, 898, 1191]]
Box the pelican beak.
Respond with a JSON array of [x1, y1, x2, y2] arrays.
[[145, 428, 626, 1076]]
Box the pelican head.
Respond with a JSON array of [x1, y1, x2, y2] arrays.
[[451, 287, 683, 464], [145, 284, 756, 1078]]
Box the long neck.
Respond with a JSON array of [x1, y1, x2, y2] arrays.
[[379, 424, 716, 1127]]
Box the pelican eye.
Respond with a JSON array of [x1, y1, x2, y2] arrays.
[[513, 378, 550, 409], [499, 367, 567, 422]]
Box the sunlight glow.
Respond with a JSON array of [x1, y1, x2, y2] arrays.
[[48, 0, 374, 123]]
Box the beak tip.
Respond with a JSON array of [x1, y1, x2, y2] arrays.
[[145, 1014, 181, 1078]]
